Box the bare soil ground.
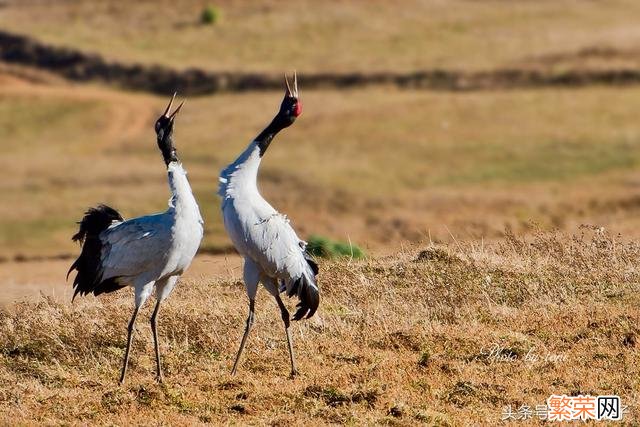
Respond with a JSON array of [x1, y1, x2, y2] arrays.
[[0, 254, 242, 308]]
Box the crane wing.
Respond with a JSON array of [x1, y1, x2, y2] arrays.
[[243, 213, 320, 319], [99, 213, 173, 281]]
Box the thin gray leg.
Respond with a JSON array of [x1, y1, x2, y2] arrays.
[[231, 299, 255, 375], [275, 295, 297, 376], [119, 305, 140, 385], [150, 300, 163, 383]]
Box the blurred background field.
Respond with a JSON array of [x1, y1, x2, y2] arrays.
[[3, 0, 640, 73], [3, 0, 640, 259], [6, 83, 640, 258]]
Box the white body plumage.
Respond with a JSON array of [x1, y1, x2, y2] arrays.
[[102, 162, 203, 305], [219, 143, 316, 300], [68, 94, 202, 384]]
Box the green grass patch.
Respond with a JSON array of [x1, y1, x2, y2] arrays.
[[200, 5, 221, 25], [307, 235, 365, 259]]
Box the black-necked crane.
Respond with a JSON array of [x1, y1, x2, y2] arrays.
[[218, 73, 319, 376], [67, 94, 204, 384]]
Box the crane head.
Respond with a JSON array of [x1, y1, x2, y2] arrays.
[[277, 71, 302, 126], [155, 93, 184, 165]]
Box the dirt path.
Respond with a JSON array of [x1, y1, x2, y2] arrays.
[[0, 254, 243, 307], [0, 69, 156, 138], [0, 72, 239, 307]]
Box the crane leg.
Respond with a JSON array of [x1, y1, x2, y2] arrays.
[[119, 305, 140, 385], [275, 294, 297, 377], [150, 300, 163, 383], [231, 299, 255, 375]]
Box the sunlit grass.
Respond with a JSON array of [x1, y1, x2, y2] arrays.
[[4, 84, 640, 256], [2, 0, 640, 72], [0, 231, 638, 424]]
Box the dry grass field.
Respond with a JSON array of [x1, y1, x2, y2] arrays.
[[1, 0, 640, 425], [0, 230, 638, 424]]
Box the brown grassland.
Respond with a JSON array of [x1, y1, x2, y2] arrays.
[[0, 230, 638, 424], [1, 0, 640, 425], [6, 75, 640, 258], [4, 0, 640, 257]]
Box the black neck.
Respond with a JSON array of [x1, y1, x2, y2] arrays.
[[255, 115, 290, 156], [159, 135, 179, 166]]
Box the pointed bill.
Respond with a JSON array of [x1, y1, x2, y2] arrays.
[[293, 70, 298, 97], [284, 73, 293, 97], [169, 101, 184, 120], [164, 92, 177, 117]]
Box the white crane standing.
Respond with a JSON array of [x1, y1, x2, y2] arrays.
[[67, 94, 204, 384], [219, 73, 319, 376]]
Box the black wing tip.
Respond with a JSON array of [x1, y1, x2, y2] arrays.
[[304, 251, 319, 275], [71, 204, 123, 244], [292, 277, 320, 321], [70, 276, 125, 301], [68, 204, 124, 298], [66, 259, 78, 281], [289, 254, 320, 320]]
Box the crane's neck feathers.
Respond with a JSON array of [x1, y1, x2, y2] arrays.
[[219, 112, 294, 198], [157, 132, 179, 166], [255, 114, 293, 156], [167, 162, 203, 223], [218, 142, 262, 199]]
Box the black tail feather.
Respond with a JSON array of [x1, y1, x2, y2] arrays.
[[291, 253, 320, 321], [287, 278, 301, 298], [304, 252, 319, 275], [68, 205, 126, 300]]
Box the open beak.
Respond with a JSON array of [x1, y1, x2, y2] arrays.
[[284, 71, 299, 98], [163, 92, 185, 121]]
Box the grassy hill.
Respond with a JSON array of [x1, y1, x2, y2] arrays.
[[2, 1, 640, 257], [4, 75, 640, 257], [2, 0, 640, 73]]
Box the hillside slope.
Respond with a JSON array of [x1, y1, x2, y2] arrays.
[[5, 69, 640, 258], [3, 0, 640, 73]]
